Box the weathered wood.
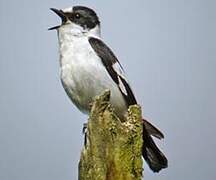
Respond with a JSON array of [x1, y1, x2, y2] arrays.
[[79, 90, 143, 180]]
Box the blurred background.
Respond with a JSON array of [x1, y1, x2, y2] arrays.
[[0, 0, 215, 180]]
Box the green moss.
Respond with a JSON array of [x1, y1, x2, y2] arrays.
[[79, 91, 143, 180]]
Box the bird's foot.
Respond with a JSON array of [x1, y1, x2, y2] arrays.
[[82, 123, 88, 146], [82, 123, 87, 134]]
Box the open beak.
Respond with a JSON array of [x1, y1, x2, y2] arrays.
[[48, 8, 67, 30]]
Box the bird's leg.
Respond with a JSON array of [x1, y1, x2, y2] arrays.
[[82, 123, 88, 146], [82, 123, 87, 134]]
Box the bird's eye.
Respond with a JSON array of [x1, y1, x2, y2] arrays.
[[74, 13, 81, 19]]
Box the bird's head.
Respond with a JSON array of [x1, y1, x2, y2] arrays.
[[49, 6, 100, 37]]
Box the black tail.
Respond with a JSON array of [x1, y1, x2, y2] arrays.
[[142, 119, 168, 172]]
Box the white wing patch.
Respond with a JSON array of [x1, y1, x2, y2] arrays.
[[112, 62, 129, 96], [118, 76, 128, 95], [112, 62, 126, 79]]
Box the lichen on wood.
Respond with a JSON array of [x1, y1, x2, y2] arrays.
[[78, 90, 143, 180]]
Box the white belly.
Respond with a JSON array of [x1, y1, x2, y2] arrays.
[[59, 35, 127, 118]]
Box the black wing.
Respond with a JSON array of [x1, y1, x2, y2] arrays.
[[88, 37, 137, 106]]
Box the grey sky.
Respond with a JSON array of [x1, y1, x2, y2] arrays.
[[0, 0, 215, 180]]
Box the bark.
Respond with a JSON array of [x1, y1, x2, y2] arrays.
[[79, 90, 143, 180]]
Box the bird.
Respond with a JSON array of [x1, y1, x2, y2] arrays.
[[49, 5, 168, 172]]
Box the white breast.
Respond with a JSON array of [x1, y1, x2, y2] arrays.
[[57, 25, 127, 118]]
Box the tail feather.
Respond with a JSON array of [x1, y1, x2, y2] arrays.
[[143, 119, 164, 139], [142, 120, 168, 172]]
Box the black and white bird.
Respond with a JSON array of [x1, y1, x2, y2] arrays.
[[49, 6, 168, 172]]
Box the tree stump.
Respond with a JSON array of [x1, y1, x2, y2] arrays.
[[79, 90, 143, 180]]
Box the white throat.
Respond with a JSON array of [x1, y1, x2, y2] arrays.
[[58, 23, 101, 39], [57, 24, 101, 67]]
